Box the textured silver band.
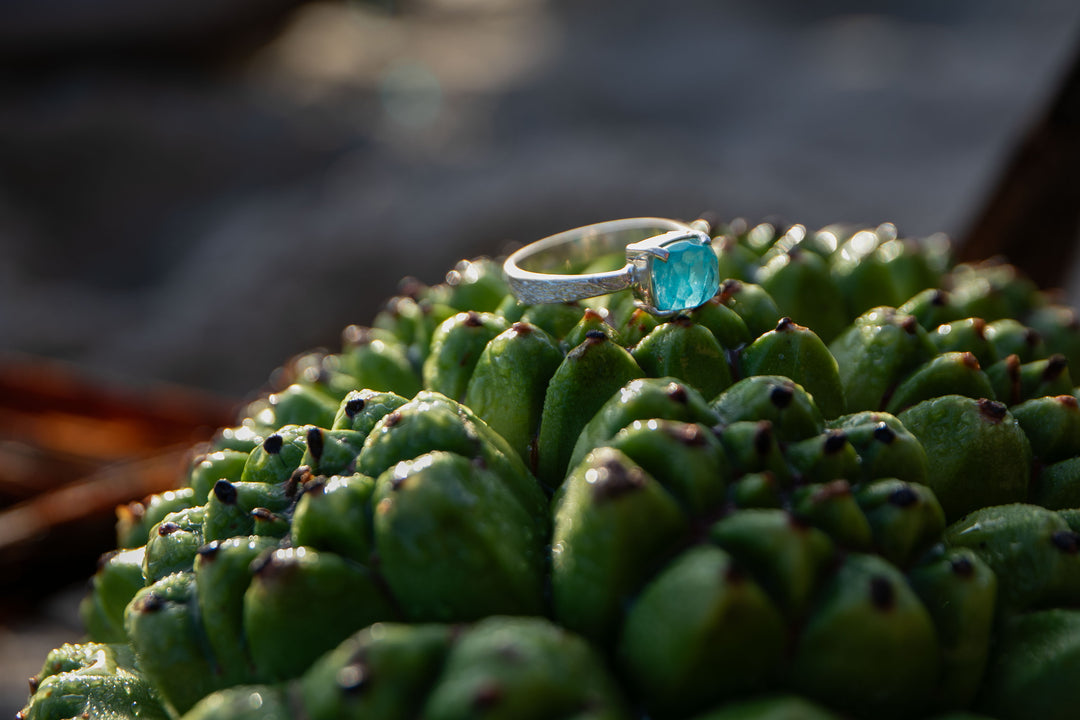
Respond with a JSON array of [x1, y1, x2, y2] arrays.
[[503, 217, 701, 305]]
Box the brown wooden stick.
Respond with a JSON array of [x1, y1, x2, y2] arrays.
[[0, 446, 194, 552], [959, 37, 1080, 289]]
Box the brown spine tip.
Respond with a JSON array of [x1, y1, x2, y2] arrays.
[[769, 384, 794, 409], [213, 480, 239, 505], [873, 422, 896, 444], [950, 555, 975, 578], [251, 551, 278, 577], [471, 683, 504, 711], [342, 325, 372, 346], [869, 576, 896, 610], [464, 311, 483, 327], [978, 399, 1008, 422], [287, 466, 313, 498], [787, 512, 812, 531], [1052, 530, 1079, 554], [960, 352, 981, 370], [252, 507, 276, 522], [96, 549, 121, 572], [1056, 394, 1080, 409], [302, 477, 328, 499], [673, 314, 694, 327], [398, 276, 425, 297], [666, 382, 689, 404], [1044, 354, 1069, 382], [813, 479, 852, 502], [306, 427, 325, 461], [776, 316, 795, 332], [823, 430, 847, 455], [157, 522, 180, 536], [972, 318, 987, 338], [901, 316, 919, 335], [582, 308, 604, 322], [345, 397, 366, 417], [589, 458, 647, 502], [27, 677, 38, 694], [197, 541, 221, 560], [1003, 354, 1022, 405], [584, 329, 607, 342], [383, 410, 403, 428], [1024, 327, 1042, 347], [263, 434, 284, 455], [887, 486, 919, 508], [931, 289, 948, 306], [510, 321, 534, 335], [724, 562, 747, 584], [719, 279, 742, 302], [119, 501, 146, 524], [673, 423, 707, 446], [138, 593, 166, 613], [754, 421, 774, 456]]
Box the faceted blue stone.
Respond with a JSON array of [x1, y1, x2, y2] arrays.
[[650, 239, 719, 313]]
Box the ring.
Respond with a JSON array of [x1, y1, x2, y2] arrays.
[[503, 217, 719, 317]]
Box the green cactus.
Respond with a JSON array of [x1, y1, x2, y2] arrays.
[[738, 318, 845, 419], [423, 311, 510, 401], [617, 544, 787, 716], [23, 643, 168, 720], [79, 547, 146, 643], [632, 317, 733, 398], [908, 547, 997, 711], [974, 608, 1080, 720], [789, 553, 940, 719], [899, 396, 1031, 522], [371, 451, 546, 621], [242, 546, 398, 682], [712, 375, 824, 441], [709, 509, 835, 619], [21, 220, 1080, 720], [943, 503, 1080, 615], [551, 446, 688, 644], [463, 321, 563, 468]]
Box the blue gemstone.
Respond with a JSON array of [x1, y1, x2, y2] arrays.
[[650, 239, 719, 313]]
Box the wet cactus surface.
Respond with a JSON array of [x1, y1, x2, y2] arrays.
[[19, 221, 1080, 720]]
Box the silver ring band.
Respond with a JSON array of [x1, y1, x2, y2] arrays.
[[503, 217, 718, 316]]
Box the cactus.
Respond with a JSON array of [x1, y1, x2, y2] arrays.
[[19, 221, 1080, 720]]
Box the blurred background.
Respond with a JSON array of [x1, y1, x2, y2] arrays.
[[2, 0, 1080, 714]]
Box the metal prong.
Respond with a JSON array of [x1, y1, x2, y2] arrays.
[[626, 241, 670, 262], [632, 299, 678, 318], [644, 246, 670, 261]]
